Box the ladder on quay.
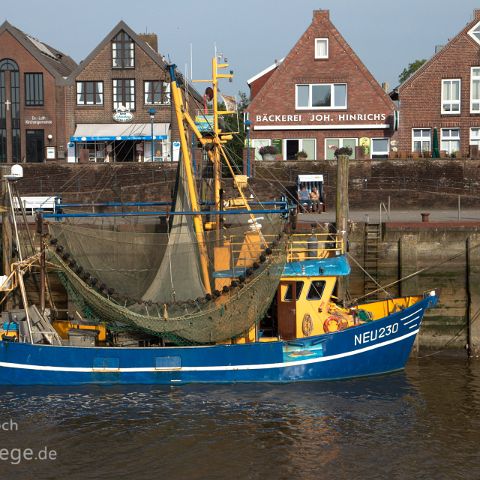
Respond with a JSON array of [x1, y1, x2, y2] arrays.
[[363, 222, 381, 299]]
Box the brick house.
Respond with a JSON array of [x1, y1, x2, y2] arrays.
[[395, 10, 480, 158], [0, 21, 77, 163], [66, 21, 200, 163], [246, 10, 396, 161]]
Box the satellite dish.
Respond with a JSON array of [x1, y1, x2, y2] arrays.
[[4, 164, 23, 180]]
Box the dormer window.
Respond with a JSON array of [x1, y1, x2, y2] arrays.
[[468, 21, 480, 45], [314, 38, 329, 59], [112, 31, 134, 69]]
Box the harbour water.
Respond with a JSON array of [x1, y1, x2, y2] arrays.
[[0, 355, 479, 480]]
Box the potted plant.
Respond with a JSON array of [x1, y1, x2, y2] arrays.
[[295, 150, 308, 160], [258, 145, 277, 161], [334, 146, 353, 158]]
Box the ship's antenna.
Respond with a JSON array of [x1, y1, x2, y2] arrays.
[[190, 43, 193, 80]]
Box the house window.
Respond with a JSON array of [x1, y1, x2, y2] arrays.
[[471, 67, 480, 113], [76, 81, 103, 105], [284, 139, 316, 160], [314, 38, 328, 59], [325, 138, 357, 160], [144, 81, 170, 105], [251, 139, 271, 160], [24, 73, 43, 106], [112, 31, 134, 68], [468, 21, 480, 46], [296, 83, 347, 109], [0, 59, 20, 162], [113, 79, 135, 110], [412, 129, 431, 153], [371, 138, 389, 158], [441, 79, 460, 114], [471, 127, 480, 146], [441, 128, 460, 155]]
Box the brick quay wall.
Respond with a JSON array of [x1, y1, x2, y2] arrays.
[[4, 158, 480, 208]]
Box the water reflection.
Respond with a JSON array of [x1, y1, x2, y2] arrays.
[[0, 359, 479, 480]]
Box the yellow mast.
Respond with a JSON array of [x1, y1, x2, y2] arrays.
[[168, 65, 212, 294]]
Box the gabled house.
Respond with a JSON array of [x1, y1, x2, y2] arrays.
[[0, 21, 77, 163], [246, 10, 396, 161], [396, 9, 480, 158], [66, 21, 200, 163]]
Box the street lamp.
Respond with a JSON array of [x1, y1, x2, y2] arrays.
[[148, 107, 156, 161]]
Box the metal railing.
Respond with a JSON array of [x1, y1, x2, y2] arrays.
[[287, 233, 344, 261]]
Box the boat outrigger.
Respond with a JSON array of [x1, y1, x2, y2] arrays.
[[0, 57, 439, 385]]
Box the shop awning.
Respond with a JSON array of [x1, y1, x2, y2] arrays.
[[70, 123, 169, 142]]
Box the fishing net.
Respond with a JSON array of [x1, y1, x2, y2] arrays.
[[47, 159, 287, 344]]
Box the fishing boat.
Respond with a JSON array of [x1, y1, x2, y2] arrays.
[[0, 58, 439, 385]]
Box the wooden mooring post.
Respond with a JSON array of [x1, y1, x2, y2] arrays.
[[336, 154, 349, 303], [467, 235, 480, 357]]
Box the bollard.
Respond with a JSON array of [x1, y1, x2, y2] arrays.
[[421, 212, 430, 223]]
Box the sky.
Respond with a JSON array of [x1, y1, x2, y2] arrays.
[[2, 0, 480, 97]]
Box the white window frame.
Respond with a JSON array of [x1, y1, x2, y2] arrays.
[[144, 81, 171, 105], [76, 81, 103, 106], [470, 127, 480, 145], [441, 128, 460, 155], [283, 138, 317, 160], [471, 67, 480, 113], [468, 20, 480, 46], [371, 138, 390, 158], [250, 139, 272, 160], [295, 83, 347, 110], [324, 138, 358, 159], [411, 128, 431, 153], [441, 79, 461, 114], [314, 38, 329, 59], [113, 79, 135, 111]]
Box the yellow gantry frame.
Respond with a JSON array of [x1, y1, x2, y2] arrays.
[[192, 57, 265, 244], [169, 58, 266, 295]]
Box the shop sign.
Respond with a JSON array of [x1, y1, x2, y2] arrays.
[[25, 115, 53, 125], [113, 107, 134, 123], [255, 113, 388, 123], [46, 147, 56, 159]]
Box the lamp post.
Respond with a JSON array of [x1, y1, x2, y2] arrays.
[[149, 107, 156, 161], [245, 119, 251, 177]]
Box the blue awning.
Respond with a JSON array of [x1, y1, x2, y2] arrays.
[[70, 123, 169, 142]]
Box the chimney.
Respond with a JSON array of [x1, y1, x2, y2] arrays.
[[139, 33, 158, 52], [313, 10, 329, 22], [381, 82, 390, 93], [474, 9, 480, 20]]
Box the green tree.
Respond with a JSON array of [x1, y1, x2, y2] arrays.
[[398, 59, 427, 84]]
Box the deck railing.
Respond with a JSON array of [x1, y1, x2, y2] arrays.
[[287, 233, 344, 261]]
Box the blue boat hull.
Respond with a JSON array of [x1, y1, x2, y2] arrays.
[[0, 294, 437, 385]]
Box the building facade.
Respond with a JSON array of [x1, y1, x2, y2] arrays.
[[246, 10, 396, 161], [0, 22, 76, 163], [396, 10, 480, 158], [66, 21, 183, 163]]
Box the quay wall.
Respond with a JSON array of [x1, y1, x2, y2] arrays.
[[326, 222, 480, 354], [3, 158, 480, 209]]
